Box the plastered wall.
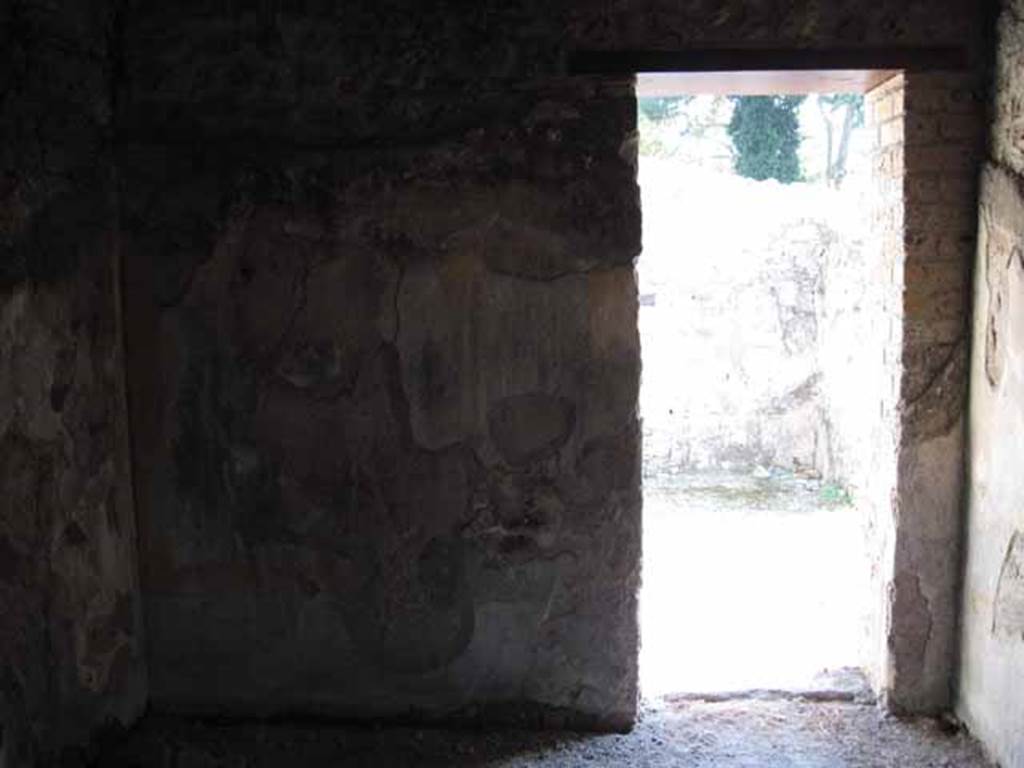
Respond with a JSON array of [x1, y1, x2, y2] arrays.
[[0, 2, 147, 765], [958, 3, 1024, 762]]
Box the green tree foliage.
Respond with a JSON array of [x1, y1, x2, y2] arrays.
[[638, 96, 691, 122], [727, 95, 806, 183]]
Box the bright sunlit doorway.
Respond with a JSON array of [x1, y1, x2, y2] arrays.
[[636, 71, 902, 700]]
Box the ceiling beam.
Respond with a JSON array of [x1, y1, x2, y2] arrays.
[[568, 47, 968, 77], [636, 69, 900, 95]]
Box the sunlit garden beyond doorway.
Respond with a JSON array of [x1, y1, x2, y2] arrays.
[[637, 90, 889, 699]]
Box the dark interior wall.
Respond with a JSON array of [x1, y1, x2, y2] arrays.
[[0, 0, 993, 755], [114, 0, 990, 731], [0, 2, 147, 765], [120, 84, 644, 728], [117, 6, 645, 728]]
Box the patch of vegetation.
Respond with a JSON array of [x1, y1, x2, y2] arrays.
[[820, 481, 853, 507], [637, 114, 676, 158], [638, 96, 691, 122], [672, 478, 792, 511], [727, 95, 805, 183]]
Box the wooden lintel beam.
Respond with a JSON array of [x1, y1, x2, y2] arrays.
[[568, 47, 969, 76]]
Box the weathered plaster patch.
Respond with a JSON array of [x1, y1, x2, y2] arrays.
[[888, 572, 933, 694], [488, 393, 576, 466], [993, 531, 1024, 640], [901, 337, 969, 442], [981, 208, 1022, 388]]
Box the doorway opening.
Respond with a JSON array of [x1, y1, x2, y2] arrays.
[[636, 72, 903, 699]]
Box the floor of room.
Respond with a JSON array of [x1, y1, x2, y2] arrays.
[[97, 699, 993, 767], [94, 475, 995, 767]]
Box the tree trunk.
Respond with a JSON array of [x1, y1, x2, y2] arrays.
[[818, 97, 836, 186], [832, 102, 857, 189]]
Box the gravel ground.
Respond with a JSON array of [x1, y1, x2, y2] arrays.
[[97, 699, 994, 767]]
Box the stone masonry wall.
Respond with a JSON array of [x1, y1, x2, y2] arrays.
[[820, 77, 905, 692], [891, 72, 985, 713], [0, 2, 147, 765], [958, 2, 1024, 765], [829, 69, 986, 713], [639, 163, 841, 479]]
